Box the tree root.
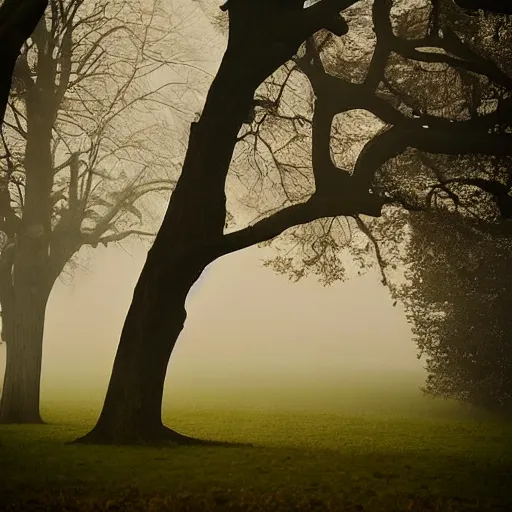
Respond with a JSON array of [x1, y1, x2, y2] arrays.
[[71, 423, 251, 447]]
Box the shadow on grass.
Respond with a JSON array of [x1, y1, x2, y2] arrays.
[[1, 441, 511, 512], [2, 409, 512, 512], [68, 425, 253, 448], [2, 484, 510, 512]]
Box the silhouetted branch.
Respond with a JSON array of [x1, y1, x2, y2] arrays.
[[392, 33, 512, 90], [352, 125, 512, 191], [220, 190, 384, 257], [83, 179, 175, 241], [353, 215, 388, 285], [84, 229, 156, 247], [426, 177, 512, 218], [365, 0, 393, 90], [453, 0, 512, 15], [362, 1, 512, 90]]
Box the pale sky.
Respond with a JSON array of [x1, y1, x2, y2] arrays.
[[0, 242, 423, 398], [0, 0, 425, 407]]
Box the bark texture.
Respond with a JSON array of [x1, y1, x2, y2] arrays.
[[0, 14, 55, 422], [0, 284, 50, 423], [74, 0, 367, 445], [75, 51, 257, 444]]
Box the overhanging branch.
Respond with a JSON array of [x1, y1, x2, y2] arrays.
[[352, 125, 512, 191], [353, 215, 388, 285], [83, 229, 156, 247], [219, 191, 384, 257], [453, 0, 512, 15]]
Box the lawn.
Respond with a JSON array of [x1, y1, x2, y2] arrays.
[[1, 387, 511, 511]]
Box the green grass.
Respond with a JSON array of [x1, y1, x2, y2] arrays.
[[1, 388, 511, 511]]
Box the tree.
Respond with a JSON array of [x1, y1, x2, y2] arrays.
[[346, 3, 512, 412], [76, 0, 512, 445], [206, 0, 511, 281], [243, 1, 512, 409], [249, 0, 512, 411], [0, 0, 187, 423], [398, 212, 512, 412], [0, 0, 48, 129]]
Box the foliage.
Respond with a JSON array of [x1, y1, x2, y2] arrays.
[[0, 0, 192, 346], [228, 1, 512, 283], [198, 1, 512, 410], [397, 212, 512, 411], [1, 0, 187, 262]]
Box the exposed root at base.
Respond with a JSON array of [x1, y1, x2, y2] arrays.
[[71, 423, 251, 447]]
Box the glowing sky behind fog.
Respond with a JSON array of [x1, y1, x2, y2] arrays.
[[0, 242, 423, 397]]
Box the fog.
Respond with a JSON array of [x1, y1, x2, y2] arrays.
[[3, 3, 510, 511], [0, 0, 426, 412], [0, 242, 425, 410]]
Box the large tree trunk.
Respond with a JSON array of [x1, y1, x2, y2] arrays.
[[74, 247, 214, 444], [75, 51, 257, 445], [0, 283, 50, 423], [0, 22, 55, 423], [74, 1, 332, 444]]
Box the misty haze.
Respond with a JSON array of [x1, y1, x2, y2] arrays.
[[2, 245, 422, 405], [1, 0, 511, 511]]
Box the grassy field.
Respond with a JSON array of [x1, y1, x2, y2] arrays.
[[1, 385, 511, 511]]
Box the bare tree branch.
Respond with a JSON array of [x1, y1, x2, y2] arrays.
[[219, 189, 384, 257]]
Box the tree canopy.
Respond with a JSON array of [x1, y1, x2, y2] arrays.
[[200, 0, 512, 408], [71, 0, 512, 444], [399, 212, 512, 411]]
